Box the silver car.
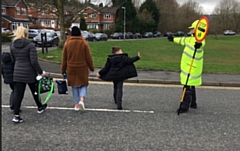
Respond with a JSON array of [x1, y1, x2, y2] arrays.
[[224, 30, 236, 35]]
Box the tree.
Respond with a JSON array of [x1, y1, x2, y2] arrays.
[[112, 0, 126, 7], [176, 0, 203, 32], [211, 0, 240, 34], [139, 0, 160, 32], [114, 0, 138, 32], [80, 17, 87, 30], [26, 0, 84, 48], [155, 0, 180, 33]]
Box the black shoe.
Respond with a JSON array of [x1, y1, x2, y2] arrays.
[[117, 106, 122, 110], [190, 103, 197, 109], [117, 104, 122, 110], [177, 108, 189, 114], [37, 104, 47, 114], [12, 116, 23, 123]]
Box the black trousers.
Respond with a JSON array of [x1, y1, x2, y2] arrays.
[[181, 86, 196, 110], [9, 84, 14, 110], [13, 82, 43, 115], [113, 80, 123, 108]]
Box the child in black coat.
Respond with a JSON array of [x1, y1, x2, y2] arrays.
[[1, 52, 15, 110], [96, 46, 140, 110]]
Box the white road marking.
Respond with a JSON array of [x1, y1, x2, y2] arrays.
[[1, 105, 154, 114]]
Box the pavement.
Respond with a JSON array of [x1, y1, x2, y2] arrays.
[[38, 58, 240, 87]]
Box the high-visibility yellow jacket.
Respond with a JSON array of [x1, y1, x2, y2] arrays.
[[173, 35, 206, 86]]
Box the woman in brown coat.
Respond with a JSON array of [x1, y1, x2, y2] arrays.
[[61, 26, 94, 111]]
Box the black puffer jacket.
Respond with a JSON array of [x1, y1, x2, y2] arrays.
[[99, 53, 140, 81], [10, 38, 43, 83], [1, 52, 14, 84]]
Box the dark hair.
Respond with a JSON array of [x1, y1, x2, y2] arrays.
[[111, 46, 121, 54], [71, 26, 81, 36]]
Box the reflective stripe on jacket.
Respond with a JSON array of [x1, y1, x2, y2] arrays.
[[173, 35, 206, 86]]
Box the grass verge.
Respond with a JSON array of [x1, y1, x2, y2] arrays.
[[38, 35, 240, 74]]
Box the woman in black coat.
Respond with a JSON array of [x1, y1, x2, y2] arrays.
[[10, 26, 47, 123], [96, 46, 140, 110]]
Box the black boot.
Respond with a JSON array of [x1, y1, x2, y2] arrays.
[[190, 86, 197, 109], [117, 104, 122, 110], [177, 86, 192, 113]]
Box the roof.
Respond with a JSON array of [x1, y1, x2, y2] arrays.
[[80, 5, 119, 14], [2, 0, 19, 6], [100, 7, 118, 14], [2, 0, 29, 8], [2, 15, 31, 23]]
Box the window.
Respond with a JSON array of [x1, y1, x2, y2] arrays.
[[104, 24, 110, 30], [12, 23, 17, 31], [83, 13, 88, 19], [88, 23, 96, 29], [89, 13, 96, 18], [42, 20, 51, 27], [2, 7, 6, 14], [22, 8, 27, 15], [104, 14, 111, 19], [51, 9, 56, 16], [42, 10, 47, 15], [23, 23, 28, 28], [16, 7, 20, 15]]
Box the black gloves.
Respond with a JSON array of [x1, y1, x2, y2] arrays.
[[194, 42, 202, 49], [168, 35, 174, 42]]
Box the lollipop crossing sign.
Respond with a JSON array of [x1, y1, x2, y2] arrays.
[[195, 16, 209, 43]]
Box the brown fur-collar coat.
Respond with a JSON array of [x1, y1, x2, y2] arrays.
[[61, 36, 94, 86]]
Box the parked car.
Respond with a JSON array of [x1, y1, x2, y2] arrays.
[[153, 31, 161, 37], [33, 31, 59, 47], [163, 32, 174, 37], [95, 33, 108, 41], [174, 31, 185, 37], [56, 31, 69, 38], [81, 31, 95, 41], [28, 29, 40, 39], [1, 28, 10, 33], [134, 33, 142, 38], [187, 31, 192, 36], [223, 30, 236, 35], [111, 32, 123, 39], [143, 32, 153, 38], [126, 32, 135, 39]]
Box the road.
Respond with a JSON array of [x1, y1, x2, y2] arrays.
[[2, 81, 240, 151]]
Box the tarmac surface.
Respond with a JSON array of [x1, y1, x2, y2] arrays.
[[2, 45, 240, 151], [38, 59, 240, 87]]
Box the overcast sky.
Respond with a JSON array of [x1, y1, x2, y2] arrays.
[[176, 0, 240, 14]]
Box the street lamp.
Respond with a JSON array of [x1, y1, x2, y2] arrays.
[[122, 7, 126, 40]]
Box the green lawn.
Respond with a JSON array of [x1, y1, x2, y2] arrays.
[[38, 35, 240, 74]]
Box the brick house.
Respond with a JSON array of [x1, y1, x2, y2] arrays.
[[28, 4, 58, 28], [2, 0, 31, 31], [74, 6, 118, 31]]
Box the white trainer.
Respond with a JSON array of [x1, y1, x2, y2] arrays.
[[74, 105, 80, 111], [79, 102, 85, 111]]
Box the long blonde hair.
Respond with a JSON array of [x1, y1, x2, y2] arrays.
[[12, 26, 28, 41]]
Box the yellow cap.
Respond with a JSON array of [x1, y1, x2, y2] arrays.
[[188, 20, 199, 29]]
